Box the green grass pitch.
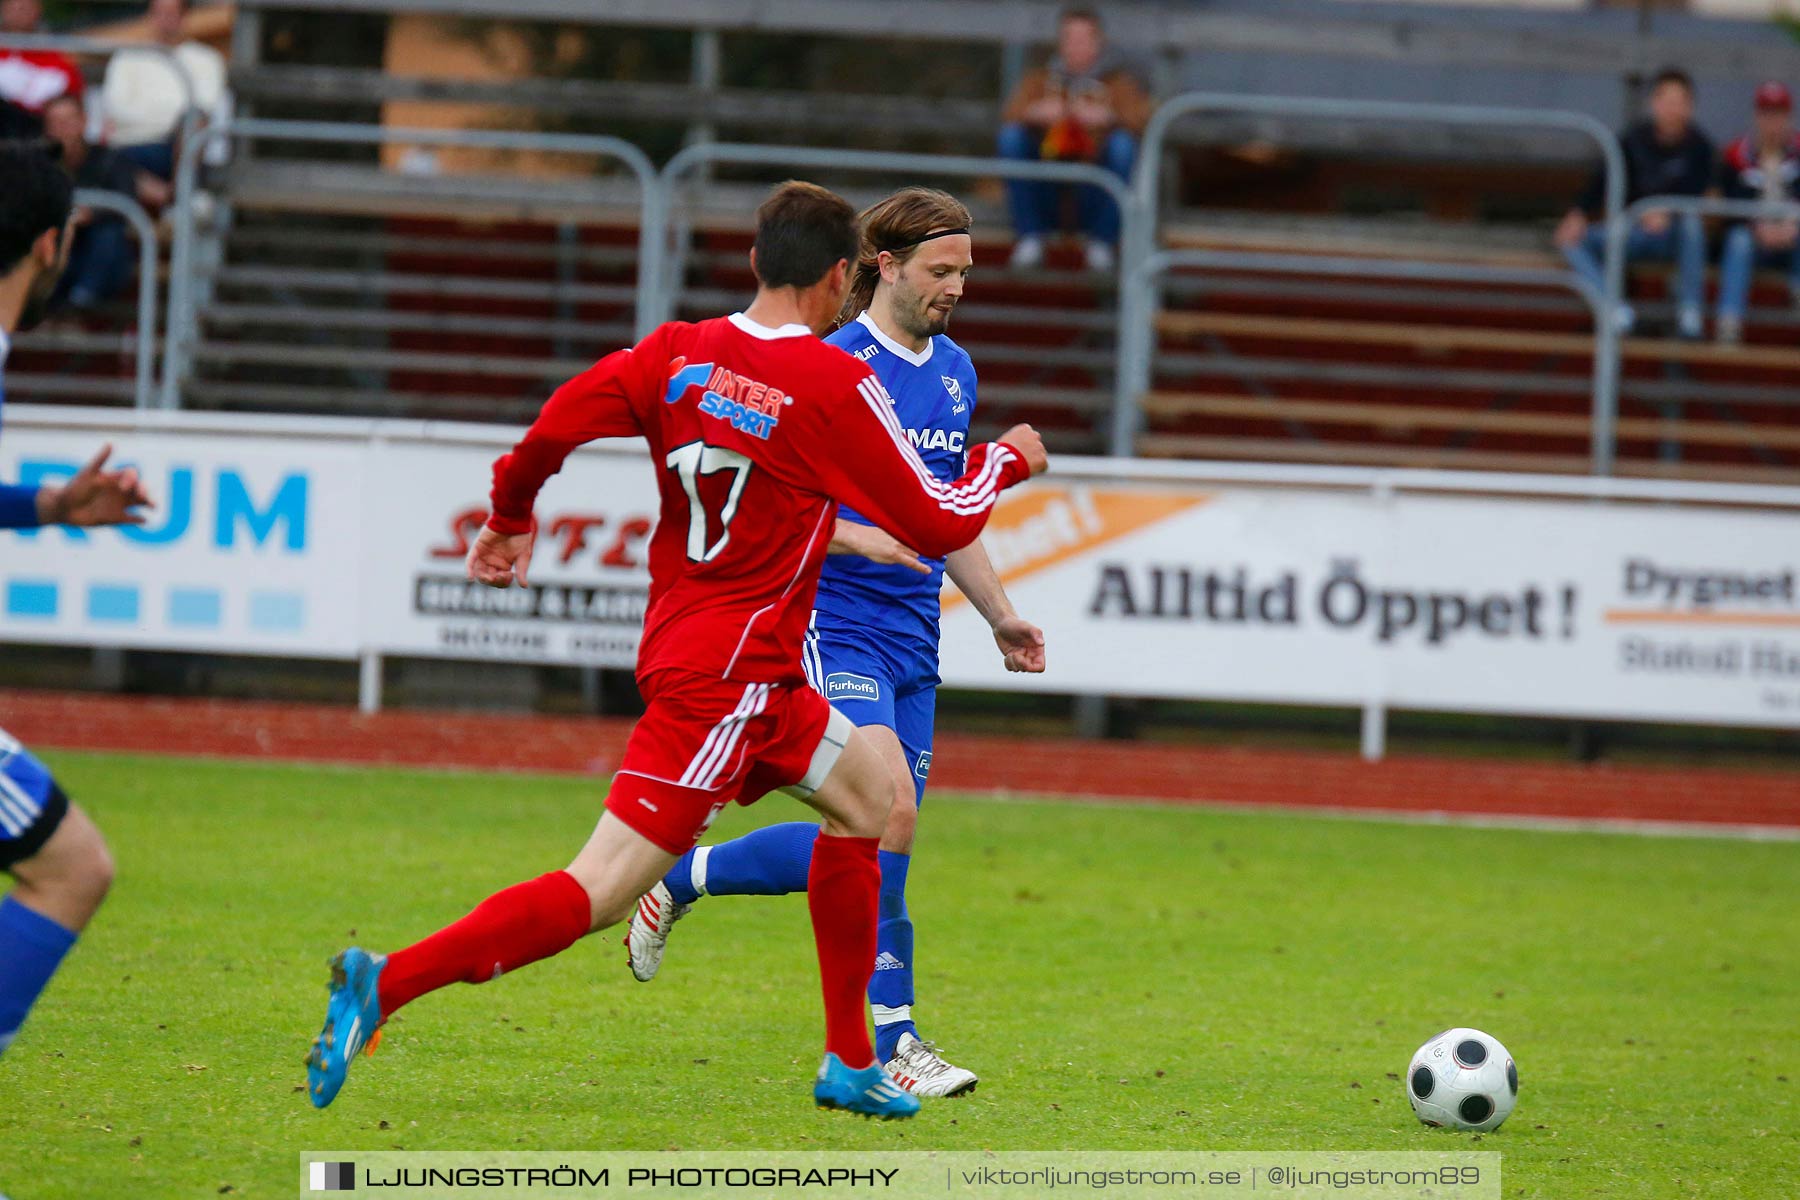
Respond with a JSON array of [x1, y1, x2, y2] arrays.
[[2, 751, 1796, 1198]]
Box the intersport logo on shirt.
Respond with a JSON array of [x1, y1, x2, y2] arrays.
[[664, 358, 785, 440]]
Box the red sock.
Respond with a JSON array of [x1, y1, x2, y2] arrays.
[[377, 870, 591, 1017], [806, 832, 880, 1068]]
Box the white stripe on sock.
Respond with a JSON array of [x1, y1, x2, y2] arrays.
[[689, 845, 712, 897], [871, 1003, 913, 1027]]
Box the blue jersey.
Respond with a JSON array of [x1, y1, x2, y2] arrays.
[[814, 313, 977, 648]]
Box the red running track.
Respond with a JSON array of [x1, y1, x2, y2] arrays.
[[2, 690, 1795, 831]]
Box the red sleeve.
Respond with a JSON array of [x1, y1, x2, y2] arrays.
[[486, 328, 663, 535], [812, 368, 1031, 559]]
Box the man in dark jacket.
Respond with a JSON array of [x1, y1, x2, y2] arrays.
[[39, 92, 169, 315], [1555, 67, 1712, 339], [1713, 81, 1800, 346]]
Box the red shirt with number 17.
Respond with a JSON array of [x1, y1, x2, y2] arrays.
[[487, 312, 1031, 686]]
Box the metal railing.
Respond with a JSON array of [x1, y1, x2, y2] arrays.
[[649, 141, 1140, 333], [1118, 93, 1627, 461], [5, 191, 158, 409], [74, 189, 160, 409], [1133, 246, 1610, 469], [161, 118, 661, 410]]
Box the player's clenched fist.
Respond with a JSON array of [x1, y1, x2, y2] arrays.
[[998, 424, 1049, 477], [467, 525, 536, 589]]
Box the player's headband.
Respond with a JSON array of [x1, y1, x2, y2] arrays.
[[877, 227, 970, 254]]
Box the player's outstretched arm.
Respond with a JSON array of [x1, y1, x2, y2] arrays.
[[813, 372, 1046, 560], [484, 330, 669, 562], [827, 517, 930, 575]]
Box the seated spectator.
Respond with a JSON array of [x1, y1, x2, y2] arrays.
[[102, 0, 227, 181], [0, 0, 84, 122], [998, 6, 1149, 272], [40, 92, 169, 316], [1555, 66, 1712, 339], [1713, 81, 1800, 346]]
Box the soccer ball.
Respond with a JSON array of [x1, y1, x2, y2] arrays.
[[1405, 1028, 1518, 1132]]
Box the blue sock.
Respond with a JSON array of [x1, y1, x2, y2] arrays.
[[667, 821, 818, 903], [870, 850, 917, 1063], [0, 894, 79, 1055]]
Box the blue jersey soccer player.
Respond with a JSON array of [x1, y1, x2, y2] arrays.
[[0, 141, 150, 1060], [627, 188, 1046, 1098]]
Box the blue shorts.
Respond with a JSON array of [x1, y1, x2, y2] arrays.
[[0, 727, 68, 870], [801, 611, 938, 806]]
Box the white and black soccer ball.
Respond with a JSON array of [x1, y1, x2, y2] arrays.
[[1406, 1028, 1518, 1132]]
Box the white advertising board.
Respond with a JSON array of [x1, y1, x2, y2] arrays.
[[0, 421, 364, 656], [4, 408, 1796, 730], [360, 439, 657, 669], [937, 482, 1800, 727]]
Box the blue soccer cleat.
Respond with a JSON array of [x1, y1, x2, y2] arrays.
[[813, 1052, 921, 1120], [305, 947, 385, 1109]]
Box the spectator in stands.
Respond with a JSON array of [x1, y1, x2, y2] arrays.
[[40, 92, 169, 315], [1555, 66, 1712, 340], [998, 6, 1150, 273], [1713, 81, 1800, 347], [102, 0, 227, 181], [0, 0, 84, 135]]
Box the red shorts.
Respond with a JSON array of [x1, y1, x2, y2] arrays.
[[606, 669, 844, 855]]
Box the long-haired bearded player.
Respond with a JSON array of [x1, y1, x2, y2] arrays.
[[630, 188, 1047, 1099]]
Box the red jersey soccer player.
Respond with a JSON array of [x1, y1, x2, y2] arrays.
[[304, 182, 1048, 1119]]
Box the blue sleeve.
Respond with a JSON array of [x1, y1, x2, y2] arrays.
[[0, 482, 43, 529]]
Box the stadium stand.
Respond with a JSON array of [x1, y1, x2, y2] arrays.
[[1141, 218, 1800, 481], [6, 0, 1800, 477], [0, 0, 228, 410]]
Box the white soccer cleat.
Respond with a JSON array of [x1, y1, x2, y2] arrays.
[[884, 1032, 979, 1098], [624, 881, 690, 982]]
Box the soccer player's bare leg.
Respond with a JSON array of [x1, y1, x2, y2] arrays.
[[1, 804, 114, 1055], [8, 804, 113, 933]]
